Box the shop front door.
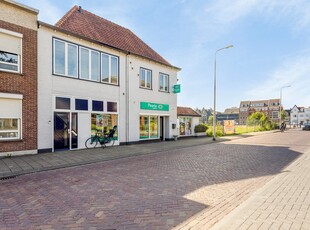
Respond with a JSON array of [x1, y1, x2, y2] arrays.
[[160, 116, 164, 140], [54, 112, 70, 150], [54, 112, 79, 150]]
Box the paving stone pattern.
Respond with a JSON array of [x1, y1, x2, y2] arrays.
[[211, 131, 310, 230], [0, 130, 309, 229]]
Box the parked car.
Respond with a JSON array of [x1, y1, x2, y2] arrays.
[[302, 124, 310, 131]]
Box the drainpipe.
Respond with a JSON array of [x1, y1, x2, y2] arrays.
[[125, 52, 130, 144]]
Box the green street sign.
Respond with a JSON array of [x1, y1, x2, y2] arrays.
[[173, 84, 181, 93], [140, 102, 169, 111]]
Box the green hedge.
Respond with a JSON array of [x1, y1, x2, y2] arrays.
[[194, 124, 208, 133]]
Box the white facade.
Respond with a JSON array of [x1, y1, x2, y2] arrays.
[[38, 25, 179, 152], [290, 105, 310, 125]]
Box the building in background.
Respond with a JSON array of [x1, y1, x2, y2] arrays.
[[195, 107, 213, 124], [290, 105, 310, 126], [177, 107, 201, 137], [217, 107, 239, 124], [0, 0, 38, 156], [239, 99, 280, 125]]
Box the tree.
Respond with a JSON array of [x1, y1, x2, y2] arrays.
[[280, 110, 287, 120], [208, 115, 213, 125], [247, 112, 268, 126], [247, 112, 274, 130]]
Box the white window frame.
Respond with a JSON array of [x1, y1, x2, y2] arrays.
[[79, 46, 100, 81], [0, 118, 21, 141], [101, 53, 119, 85], [0, 29, 22, 74], [139, 115, 159, 139], [159, 73, 169, 92], [140, 68, 152, 89], [53, 39, 78, 78], [0, 51, 20, 73]]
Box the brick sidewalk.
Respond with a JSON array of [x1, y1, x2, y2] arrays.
[[0, 131, 275, 179], [210, 135, 310, 230], [0, 130, 299, 229]]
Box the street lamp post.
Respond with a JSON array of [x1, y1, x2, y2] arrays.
[[213, 45, 234, 141], [279, 85, 291, 126]]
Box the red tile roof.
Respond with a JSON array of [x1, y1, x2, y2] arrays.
[[177, 107, 201, 117], [55, 6, 176, 68]]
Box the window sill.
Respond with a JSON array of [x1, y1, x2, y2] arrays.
[[53, 74, 119, 87], [139, 87, 153, 91], [0, 70, 23, 76], [0, 139, 23, 143], [158, 90, 170, 94]]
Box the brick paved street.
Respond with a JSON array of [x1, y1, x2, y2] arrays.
[[1, 129, 309, 229]]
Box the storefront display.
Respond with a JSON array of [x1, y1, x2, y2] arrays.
[[179, 117, 192, 136], [140, 115, 158, 139], [91, 114, 118, 139]]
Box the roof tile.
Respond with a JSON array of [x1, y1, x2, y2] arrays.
[[177, 107, 201, 117], [55, 6, 172, 67]]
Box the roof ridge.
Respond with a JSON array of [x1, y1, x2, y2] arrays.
[[55, 5, 78, 27], [54, 5, 176, 68]]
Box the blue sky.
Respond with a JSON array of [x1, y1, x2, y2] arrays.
[[19, 0, 310, 112]]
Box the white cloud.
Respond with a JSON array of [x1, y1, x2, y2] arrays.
[[246, 53, 310, 108]]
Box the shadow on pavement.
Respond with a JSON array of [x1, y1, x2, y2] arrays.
[[0, 141, 303, 229]]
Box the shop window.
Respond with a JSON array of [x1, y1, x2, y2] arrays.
[[159, 73, 169, 92], [75, 99, 88, 111], [56, 97, 70, 110], [140, 115, 159, 139], [107, 102, 117, 112], [150, 116, 158, 138], [140, 68, 152, 89], [92, 100, 104, 112], [179, 117, 192, 136], [101, 53, 119, 85], [53, 39, 78, 77], [91, 114, 118, 139], [0, 29, 22, 73]]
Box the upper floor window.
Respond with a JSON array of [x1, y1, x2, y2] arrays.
[[54, 39, 78, 77], [53, 38, 119, 85], [80, 47, 100, 81], [0, 29, 22, 73], [101, 53, 119, 85], [0, 52, 19, 72], [159, 73, 169, 92], [140, 68, 152, 89]]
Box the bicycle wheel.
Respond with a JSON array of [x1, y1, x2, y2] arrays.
[[85, 137, 98, 148], [109, 137, 115, 146]]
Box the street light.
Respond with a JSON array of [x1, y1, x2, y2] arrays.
[[213, 45, 234, 141], [279, 85, 291, 126]]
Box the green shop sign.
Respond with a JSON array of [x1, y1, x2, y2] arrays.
[[173, 84, 181, 94], [140, 102, 169, 111]]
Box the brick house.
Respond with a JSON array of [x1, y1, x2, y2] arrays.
[[239, 99, 280, 125], [0, 0, 38, 156]]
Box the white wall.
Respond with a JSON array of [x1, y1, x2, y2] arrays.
[[38, 26, 126, 150], [127, 55, 179, 141]]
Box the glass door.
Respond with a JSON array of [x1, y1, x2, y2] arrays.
[[54, 112, 70, 150], [71, 113, 78, 149]]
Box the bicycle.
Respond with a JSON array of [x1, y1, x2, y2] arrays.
[[85, 125, 117, 148]]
